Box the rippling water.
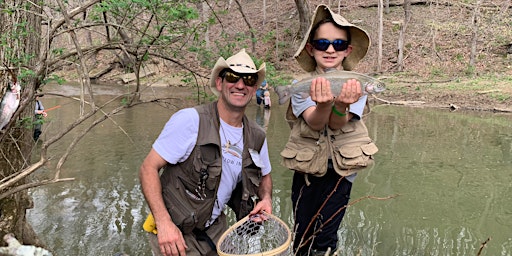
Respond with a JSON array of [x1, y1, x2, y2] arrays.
[[27, 85, 512, 255]]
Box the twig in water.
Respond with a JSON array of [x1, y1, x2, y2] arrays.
[[476, 237, 491, 256], [299, 193, 400, 248]]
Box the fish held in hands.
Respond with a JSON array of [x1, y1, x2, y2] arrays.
[[275, 70, 386, 105]]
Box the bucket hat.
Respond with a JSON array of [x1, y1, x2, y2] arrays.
[[210, 49, 266, 96], [294, 4, 370, 72]]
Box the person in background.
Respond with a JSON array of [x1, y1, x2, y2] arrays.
[[34, 95, 47, 141], [280, 5, 378, 255], [256, 79, 269, 105], [263, 90, 271, 109], [139, 49, 273, 256]]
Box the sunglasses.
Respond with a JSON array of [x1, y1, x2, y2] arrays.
[[311, 39, 349, 51], [221, 70, 258, 87]]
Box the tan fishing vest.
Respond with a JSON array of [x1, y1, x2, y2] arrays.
[[159, 102, 266, 233], [280, 82, 378, 178]]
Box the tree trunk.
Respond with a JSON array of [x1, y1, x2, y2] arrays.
[[397, 0, 411, 72], [469, 0, 481, 68], [263, 0, 267, 26], [0, 0, 46, 249], [377, 0, 384, 72], [234, 0, 256, 53], [294, 0, 311, 41]]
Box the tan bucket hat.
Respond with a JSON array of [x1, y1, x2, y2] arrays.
[[210, 49, 266, 96], [294, 4, 370, 72]]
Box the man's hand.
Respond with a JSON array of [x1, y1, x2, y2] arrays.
[[157, 221, 188, 256], [37, 110, 48, 117]]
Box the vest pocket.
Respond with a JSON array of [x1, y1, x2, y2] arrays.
[[332, 142, 379, 170], [163, 185, 199, 234], [280, 146, 328, 176], [299, 119, 322, 139]]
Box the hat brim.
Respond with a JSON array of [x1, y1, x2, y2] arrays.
[[294, 4, 370, 72]]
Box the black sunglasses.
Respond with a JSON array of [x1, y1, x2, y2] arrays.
[[311, 39, 349, 51], [221, 70, 258, 87]]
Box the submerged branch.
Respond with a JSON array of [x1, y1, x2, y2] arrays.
[[298, 193, 400, 249], [477, 237, 491, 256], [0, 177, 75, 200]]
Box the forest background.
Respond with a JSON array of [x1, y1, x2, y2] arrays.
[[0, 0, 511, 251]]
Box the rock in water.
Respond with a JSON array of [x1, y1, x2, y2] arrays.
[[0, 233, 53, 256]]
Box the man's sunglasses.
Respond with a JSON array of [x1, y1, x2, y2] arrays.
[[221, 70, 258, 87], [311, 39, 349, 51]]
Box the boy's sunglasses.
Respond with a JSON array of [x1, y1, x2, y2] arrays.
[[311, 39, 349, 51], [221, 70, 258, 87]]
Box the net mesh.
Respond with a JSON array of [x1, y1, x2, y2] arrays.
[[218, 212, 291, 256]]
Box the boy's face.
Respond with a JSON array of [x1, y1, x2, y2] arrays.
[[306, 22, 353, 71]]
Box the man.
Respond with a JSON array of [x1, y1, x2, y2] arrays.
[[34, 95, 47, 141], [139, 49, 273, 256]]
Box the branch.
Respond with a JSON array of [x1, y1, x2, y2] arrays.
[[0, 178, 75, 201], [233, 0, 256, 53], [298, 193, 400, 249], [476, 237, 491, 256], [0, 159, 45, 193]]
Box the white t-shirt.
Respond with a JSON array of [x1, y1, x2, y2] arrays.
[[152, 108, 271, 225]]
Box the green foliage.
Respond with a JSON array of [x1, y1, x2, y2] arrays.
[[429, 67, 444, 77], [191, 90, 216, 103], [454, 53, 464, 62], [490, 93, 510, 102], [261, 30, 275, 43], [42, 74, 66, 85], [52, 48, 65, 56], [18, 117, 35, 129], [121, 96, 129, 106], [464, 65, 475, 76]]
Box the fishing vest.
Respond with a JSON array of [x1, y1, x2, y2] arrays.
[[159, 102, 266, 234], [280, 72, 379, 178]]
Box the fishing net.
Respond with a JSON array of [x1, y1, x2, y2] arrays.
[[217, 212, 292, 256]]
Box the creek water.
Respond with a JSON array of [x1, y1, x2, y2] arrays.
[[27, 85, 512, 256]]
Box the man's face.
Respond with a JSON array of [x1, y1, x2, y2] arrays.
[[216, 70, 258, 109]]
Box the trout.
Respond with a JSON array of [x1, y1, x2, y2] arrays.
[[275, 70, 386, 105]]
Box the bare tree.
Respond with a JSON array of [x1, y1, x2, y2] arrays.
[[294, 0, 311, 41], [0, 0, 212, 248], [0, 0, 46, 248], [263, 0, 267, 26], [234, 0, 257, 53], [377, 0, 384, 72], [469, 0, 481, 69], [397, 0, 411, 72]]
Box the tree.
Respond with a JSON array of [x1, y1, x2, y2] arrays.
[[377, 0, 384, 72], [0, 0, 212, 248], [397, 0, 411, 72], [294, 0, 311, 41], [469, 0, 481, 70], [0, 0, 46, 247]]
